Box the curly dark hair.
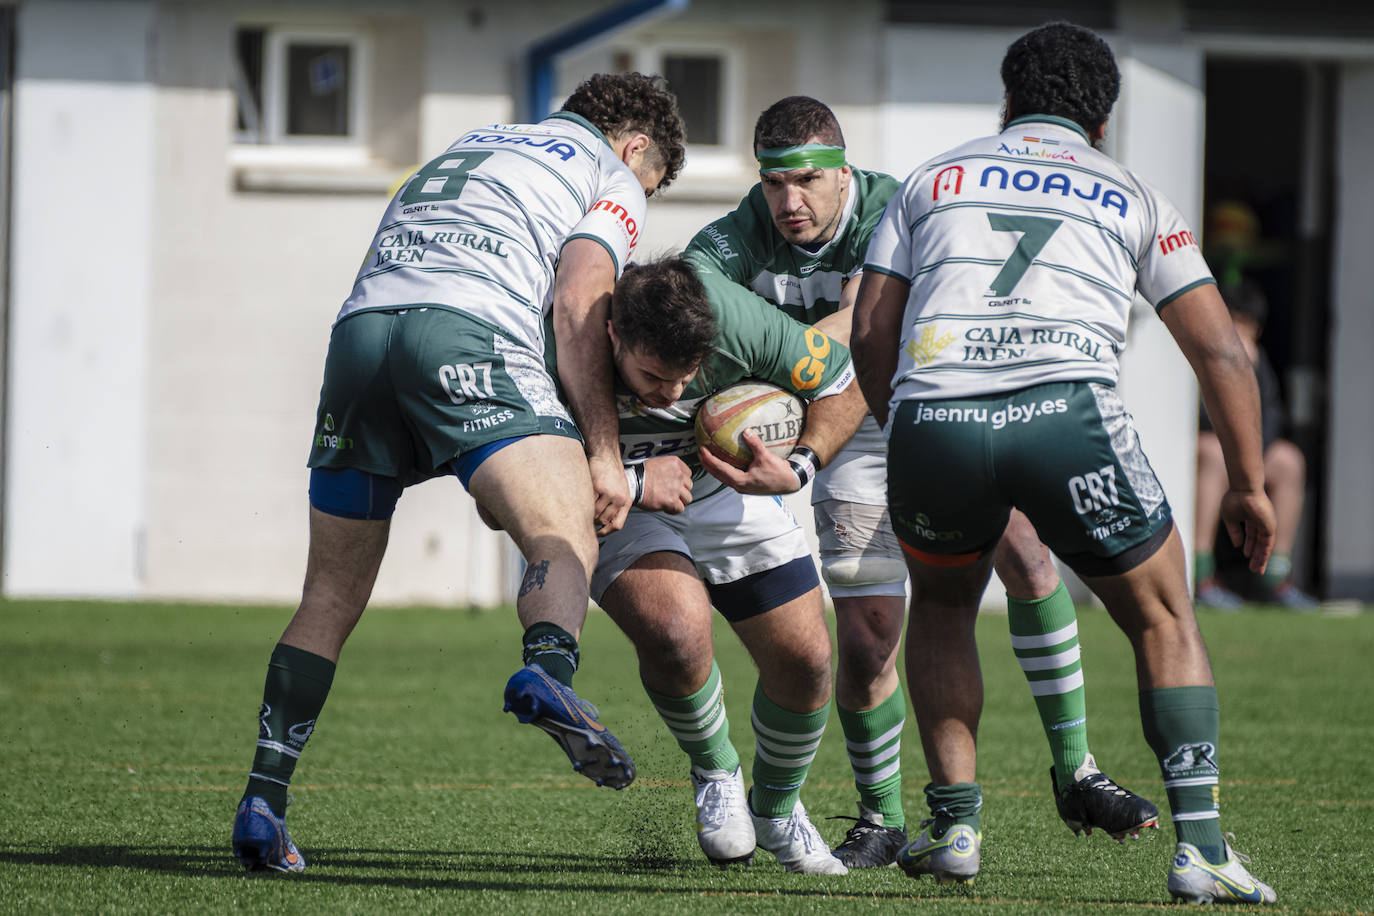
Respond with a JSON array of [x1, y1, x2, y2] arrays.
[[1001, 22, 1120, 138], [753, 95, 845, 153], [611, 257, 716, 369], [561, 72, 686, 190]]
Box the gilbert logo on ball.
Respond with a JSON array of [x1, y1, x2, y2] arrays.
[[694, 380, 805, 469]]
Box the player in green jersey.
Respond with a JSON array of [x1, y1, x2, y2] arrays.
[[551, 256, 867, 873], [684, 96, 1156, 868]]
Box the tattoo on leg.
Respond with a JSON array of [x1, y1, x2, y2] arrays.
[[519, 560, 550, 597]]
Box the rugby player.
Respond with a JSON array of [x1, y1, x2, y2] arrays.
[[558, 256, 866, 874], [852, 23, 1276, 903], [684, 96, 1156, 868], [230, 73, 685, 873]]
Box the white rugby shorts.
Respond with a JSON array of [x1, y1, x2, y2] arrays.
[[590, 485, 813, 602]]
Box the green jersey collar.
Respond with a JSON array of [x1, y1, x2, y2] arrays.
[[1005, 114, 1091, 144], [544, 111, 611, 148]]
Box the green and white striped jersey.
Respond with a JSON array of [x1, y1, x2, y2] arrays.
[[336, 112, 646, 355], [866, 115, 1214, 402]]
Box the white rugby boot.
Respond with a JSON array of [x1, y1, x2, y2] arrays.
[[750, 798, 849, 875], [1168, 839, 1277, 905], [691, 765, 755, 865]]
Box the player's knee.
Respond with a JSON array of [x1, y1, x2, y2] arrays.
[[792, 643, 834, 693], [821, 555, 907, 596], [834, 625, 897, 682], [993, 540, 1058, 597]]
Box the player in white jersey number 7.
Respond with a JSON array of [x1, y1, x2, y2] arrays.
[[853, 22, 1276, 904]]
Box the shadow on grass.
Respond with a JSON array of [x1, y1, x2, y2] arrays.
[[1, 844, 1192, 905], [0, 843, 852, 898]]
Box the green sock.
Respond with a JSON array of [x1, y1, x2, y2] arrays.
[[925, 782, 982, 838], [1140, 686, 1226, 864], [1194, 551, 1216, 583], [645, 660, 740, 774], [243, 643, 336, 817], [521, 622, 579, 686], [1007, 582, 1091, 789], [748, 682, 829, 818], [1261, 554, 1292, 592], [837, 687, 906, 828]]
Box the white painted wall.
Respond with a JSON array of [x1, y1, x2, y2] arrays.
[[3, 1, 157, 596], [1112, 44, 1206, 590], [3, 2, 1370, 607], [1326, 63, 1374, 600]]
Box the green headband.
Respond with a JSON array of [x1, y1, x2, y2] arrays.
[[756, 143, 847, 173]]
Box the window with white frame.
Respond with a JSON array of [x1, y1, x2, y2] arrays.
[[233, 26, 369, 153], [613, 44, 741, 175]]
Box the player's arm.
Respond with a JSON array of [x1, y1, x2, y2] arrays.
[[1159, 282, 1275, 572], [698, 371, 865, 497], [551, 237, 630, 535], [636, 455, 693, 514], [850, 269, 910, 430]]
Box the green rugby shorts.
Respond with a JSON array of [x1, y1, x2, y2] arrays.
[[886, 381, 1173, 576], [307, 307, 580, 486]]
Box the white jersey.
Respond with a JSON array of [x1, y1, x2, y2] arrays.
[[865, 116, 1214, 402], [337, 112, 646, 354]]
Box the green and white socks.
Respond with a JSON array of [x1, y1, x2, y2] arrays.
[[1008, 582, 1092, 789], [646, 660, 741, 775], [837, 688, 906, 828], [748, 683, 830, 818], [647, 667, 831, 818]]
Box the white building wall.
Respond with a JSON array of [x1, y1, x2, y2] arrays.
[[138, 3, 512, 607], [4, 1, 1370, 606], [1112, 43, 1206, 589], [3, 1, 157, 596], [1327, 63, 1374, 600]]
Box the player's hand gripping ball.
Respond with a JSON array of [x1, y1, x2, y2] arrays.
[[694, 380, 805, 469]]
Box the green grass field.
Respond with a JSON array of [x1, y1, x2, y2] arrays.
[[1, 598, 1370, 914]]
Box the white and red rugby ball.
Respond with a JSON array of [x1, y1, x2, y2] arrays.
[[694, 380, 805, 469]]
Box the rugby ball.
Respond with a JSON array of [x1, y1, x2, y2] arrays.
[[694, 380, 805, 469]]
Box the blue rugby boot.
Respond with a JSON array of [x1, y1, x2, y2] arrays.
[[503, 663, 636, 789], [231, 796, 305, 873], [1168, 839, 1276, 905], [897, 820, 980, 884]]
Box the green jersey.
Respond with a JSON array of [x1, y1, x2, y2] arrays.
[[683, 167, 900, 325], [547, 268, 854, 498], [683, 167, 899, 506]]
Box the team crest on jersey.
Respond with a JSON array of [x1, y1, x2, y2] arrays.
[[905, 324, 958, 366]]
